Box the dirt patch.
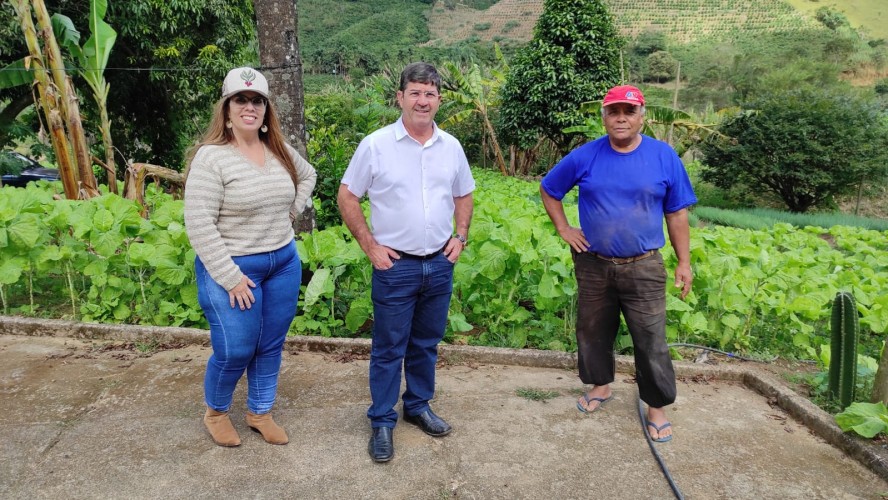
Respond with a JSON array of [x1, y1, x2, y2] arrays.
[[836, 184, 888, 220], [426, 0, 542, 45]]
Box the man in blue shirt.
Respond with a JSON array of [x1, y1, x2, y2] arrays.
[[540, 85, 696, 443]]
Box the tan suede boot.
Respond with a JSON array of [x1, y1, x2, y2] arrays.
[[246, 411, 289, 445], [204, 408, 241, 447]]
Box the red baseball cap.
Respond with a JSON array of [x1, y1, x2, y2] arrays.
[[602, 85, 645, 107]]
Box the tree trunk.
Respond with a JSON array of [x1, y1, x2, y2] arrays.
[[254, 0, 307, 158], [481, 110, 508, 176], [254, 0, 315, 235], [873, 341, 888, 404], [11, 0, 78, 199], [99, 98, 118, 194], [123, 163, 185, 217], [63, 77, 100, 198], [854, 176, 864, 216], [667, 62, 680, 148], [33, 0, 99, 198]]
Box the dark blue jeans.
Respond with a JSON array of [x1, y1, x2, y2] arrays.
[[368, 252, 454, 428], [196, 240, 302, 414], [572, 250, 676, 408]]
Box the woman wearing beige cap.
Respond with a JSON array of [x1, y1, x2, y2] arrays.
[[184, 67, 316, 447]]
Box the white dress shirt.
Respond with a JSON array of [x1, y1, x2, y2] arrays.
[[341, 118, 475, 255]]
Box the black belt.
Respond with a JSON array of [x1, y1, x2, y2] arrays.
[[588, 249, 657, 265], [396, 244, 447, 260]]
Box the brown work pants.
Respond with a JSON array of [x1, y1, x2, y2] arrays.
[[572, 250, 677, 408]]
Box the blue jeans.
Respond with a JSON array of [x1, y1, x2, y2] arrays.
[[368, 252, 454, 428], [196, 240, 302, 414]]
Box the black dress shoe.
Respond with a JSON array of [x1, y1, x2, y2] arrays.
[[403, 409, 452, 437], [368, 427, 394, 463]]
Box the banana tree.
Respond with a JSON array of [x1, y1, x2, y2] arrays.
[[8, 0, 79, 199], [3, 0, 114, 197], [439, 51, 509, 176], [53, 0, 118, 194], [32, 0, 99, 198], [566, 100, 726, 157]]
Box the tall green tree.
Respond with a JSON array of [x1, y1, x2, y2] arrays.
[[646, 51, 678, 83], [103, 0, 256, 169], [631, 27, 667, 56], [498, 0, 621, 156], [699, 87, 888, 213]]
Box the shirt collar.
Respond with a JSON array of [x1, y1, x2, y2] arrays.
[[395, 117, 440, 145]]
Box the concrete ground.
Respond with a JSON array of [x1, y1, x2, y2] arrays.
[[1, 316, 887, 499]]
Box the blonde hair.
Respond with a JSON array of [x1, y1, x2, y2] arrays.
[[185, 96, 299, 189]]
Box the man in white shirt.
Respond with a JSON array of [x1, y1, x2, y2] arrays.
[[338, 62, 475, 463]]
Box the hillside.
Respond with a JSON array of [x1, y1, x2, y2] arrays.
[[785, 0, 887, 39], [298, 0, 888, 88], [426, 0, 881, 45], [427, 0, 543, 46]]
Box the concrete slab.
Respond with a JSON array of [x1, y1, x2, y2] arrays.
[[0, 318, 886, 499]]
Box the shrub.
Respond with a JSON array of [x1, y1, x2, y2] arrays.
[[499, 0, 622, 154], [700, 87, 888, 212]]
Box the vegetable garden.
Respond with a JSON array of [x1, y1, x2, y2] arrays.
[[2, 169, 885, 365]]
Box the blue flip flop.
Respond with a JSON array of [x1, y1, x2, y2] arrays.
[[576, 393, 613, 414], [646, 421, 673, 443]]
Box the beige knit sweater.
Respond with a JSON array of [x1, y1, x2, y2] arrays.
[[184, 143, 317, 291]]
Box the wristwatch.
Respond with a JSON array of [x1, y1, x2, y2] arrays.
[[453, 233, 467, 245]]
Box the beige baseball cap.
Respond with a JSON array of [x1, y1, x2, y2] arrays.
[[221, 67, 269, 99]]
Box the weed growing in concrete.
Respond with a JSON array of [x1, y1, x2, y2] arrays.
[[516, 387, 559, 402], [135, 339, 159, 354]]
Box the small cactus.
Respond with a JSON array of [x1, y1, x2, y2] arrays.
[[828, 291, 858, 410]]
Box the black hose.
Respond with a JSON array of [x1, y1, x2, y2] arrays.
[[636, 342, 800, 498], [637, 396, 685, 500], [635, 342, 767, 499], [667, 342, 763, 362], [668, 343, 816, 364]]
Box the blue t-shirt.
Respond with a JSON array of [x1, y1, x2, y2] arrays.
[[541, 134, 697, 258]]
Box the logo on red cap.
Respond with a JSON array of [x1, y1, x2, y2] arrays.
[[602, 85, 645, 107]]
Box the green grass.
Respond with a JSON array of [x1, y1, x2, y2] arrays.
[[785, 0, 888, 39], [515, 387, 560, 402], [693, 206, 888, 231], [135, 339, 160, 354], [741, 207, 888, 231], [692, 206, 773, 230]]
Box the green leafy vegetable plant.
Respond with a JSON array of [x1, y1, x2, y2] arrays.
[[836, 402, 888, 439]]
